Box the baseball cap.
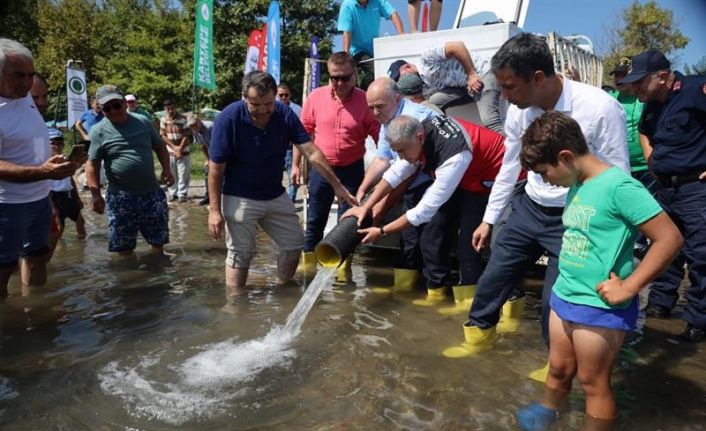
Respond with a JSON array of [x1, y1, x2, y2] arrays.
[[185, 112, 199, 127], [47, 128, 64, 141], [125, 94, 137, 102], [619, 50, 670, 84], [397, 73, 424, 95], [95, 84, 124, 105], [387, 59, 408, 82]]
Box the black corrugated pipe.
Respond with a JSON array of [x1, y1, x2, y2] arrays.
[[315, 212, 372, 268]]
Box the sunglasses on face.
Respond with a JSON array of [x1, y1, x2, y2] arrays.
[[102, 101, 123, 113], [330, 73, 354, 83], [278, 93, 290, 98]]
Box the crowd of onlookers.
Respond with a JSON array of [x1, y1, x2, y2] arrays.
[[1, 2, 705, 429]]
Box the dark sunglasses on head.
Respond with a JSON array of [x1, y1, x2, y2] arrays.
[[102, 101, 123, 113], [330, 73, 354, 83]]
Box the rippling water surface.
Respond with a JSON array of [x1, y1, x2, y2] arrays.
[[0, 202, 704, 430]]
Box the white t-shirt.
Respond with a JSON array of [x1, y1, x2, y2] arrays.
[[0, 94, 51, 203], [51, 177, 72, 192]]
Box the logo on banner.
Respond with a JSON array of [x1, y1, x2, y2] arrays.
[[68, 76, 85, 94], [201, 3, 210, 20]]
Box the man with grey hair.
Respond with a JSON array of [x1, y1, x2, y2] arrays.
[[354, 76, 438, 295], [347, 114, 505, 308], [208, 71, 356, 293], [0, 38, 78, 295]]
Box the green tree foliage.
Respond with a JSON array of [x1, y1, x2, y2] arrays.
[[0, 0, 40, 53], [684, 56, 706, 76], [6, 0, 338, 116], [35, 0, 102, 93], [95, 0, 193, 109], [205, 0, 337, 109], [603, 0, 689, 82]]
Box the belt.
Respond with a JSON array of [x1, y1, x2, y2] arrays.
[[657, 171, 703, 187], [529, 198, 564, 216]]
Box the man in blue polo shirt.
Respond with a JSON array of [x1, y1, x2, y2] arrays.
[[624, 50, 706, 342], [208, 71, 356, 292], [338, 0, 405, 90]]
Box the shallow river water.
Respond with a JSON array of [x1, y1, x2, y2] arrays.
[[1, 201, 705, 430]]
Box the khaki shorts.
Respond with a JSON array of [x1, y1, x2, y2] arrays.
[[223, 193, 304, 268]]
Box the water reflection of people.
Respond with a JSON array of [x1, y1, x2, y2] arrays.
[[0, 38, 79, 296], [207, 71, 356, 291], [515, 112, 682, 431]]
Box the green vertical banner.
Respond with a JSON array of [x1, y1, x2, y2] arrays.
[[193, 0, 216, 90]]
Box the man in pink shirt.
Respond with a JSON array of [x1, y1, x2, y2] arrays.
[[292, 51, 380, 275]]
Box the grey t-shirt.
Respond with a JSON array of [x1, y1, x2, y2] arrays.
[[88, 113, 162, 194]]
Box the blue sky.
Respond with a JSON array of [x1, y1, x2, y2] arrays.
[[336, 0, 705, 68]]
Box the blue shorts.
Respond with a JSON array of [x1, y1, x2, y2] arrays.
[[0, 197, 52, 268], [106, 188, 169, 252], [550, 292, 638, 331]]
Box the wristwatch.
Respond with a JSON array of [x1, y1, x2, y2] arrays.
[[379, 226, 387, 238]]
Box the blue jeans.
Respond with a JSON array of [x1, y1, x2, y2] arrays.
[[0, 197, 52, 268], [650, 180, 706, 327], [304, 159, 364, 252], [468, 190, 564, 343], [284, 148, 298, 202]]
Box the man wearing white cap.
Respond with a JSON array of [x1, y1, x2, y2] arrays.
[[125, 94, 154, 121]]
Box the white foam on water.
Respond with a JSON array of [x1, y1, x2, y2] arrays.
[[0, 376, 18, 400], [98, 268, 337, 425]]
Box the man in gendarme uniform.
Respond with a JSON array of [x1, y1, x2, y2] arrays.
[[623, 49, 706, 342], [610, 57, 685, 317]]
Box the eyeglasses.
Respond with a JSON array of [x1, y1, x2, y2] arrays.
[[278, 93, 290, 98], [330, 73, 354, 83], [102, 101, 123, 113]]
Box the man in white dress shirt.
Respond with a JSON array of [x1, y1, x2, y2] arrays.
[[442, 33, 630, 367]]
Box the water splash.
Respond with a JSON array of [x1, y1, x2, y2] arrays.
[[98, 268, 337, 425]]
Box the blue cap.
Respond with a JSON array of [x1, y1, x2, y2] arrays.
[[47, 128, 64, 141], [620, 50, 671, 84]]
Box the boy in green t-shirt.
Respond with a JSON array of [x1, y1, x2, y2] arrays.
[[514, 112, 683, 431]]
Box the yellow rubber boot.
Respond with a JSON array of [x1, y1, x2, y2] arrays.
[[528, 360, 550, 383], [438, 284, 476, 316], [412, 286, 448, 306], [497, 295, 526, 333], [371, 268, 418, 294], [334, 255, 353, 285], [296, 251, 317, 277], [442, 324, 497, 358]]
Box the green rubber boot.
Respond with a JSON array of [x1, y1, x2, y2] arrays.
[[438, 284, 476, 316], [412, 286, 448, 306], [442, 323, 498, 358], [497, 295, 526, 333]]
